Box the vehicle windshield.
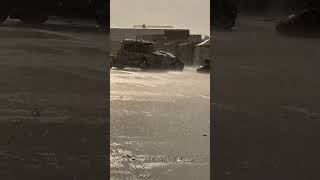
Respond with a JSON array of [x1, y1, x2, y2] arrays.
[[140, 43, 155, 53], [122, 41, 155, 53]]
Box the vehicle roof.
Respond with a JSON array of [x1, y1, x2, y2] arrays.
[[121, 39, 155, 45], [197, 38, 210, 47]]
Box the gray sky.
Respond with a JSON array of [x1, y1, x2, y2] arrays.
[[111, 0, 210, 36]]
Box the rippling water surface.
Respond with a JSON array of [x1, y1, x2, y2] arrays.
[[111, 67, 210, 179]]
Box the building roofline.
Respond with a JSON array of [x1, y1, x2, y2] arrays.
[[111, 27, 190, 31]]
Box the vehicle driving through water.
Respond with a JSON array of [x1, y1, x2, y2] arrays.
[[111, 39, 184, 71]]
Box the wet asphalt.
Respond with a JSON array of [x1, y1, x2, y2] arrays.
[[111, 67, 210, 179]]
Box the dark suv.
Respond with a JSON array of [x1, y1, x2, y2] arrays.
[[275, 9, 320, 35], [111, 39, 184, 71]]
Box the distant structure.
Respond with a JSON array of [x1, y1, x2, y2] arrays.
[[110, 27, 190, 50], [133, 24, 174, 29]]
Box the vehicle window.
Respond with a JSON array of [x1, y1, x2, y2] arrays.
[[131, 44, 137, 52], [301, 11, 315, 20], [136, 43, 143, 53], [122, 43, 129, 51], [122, 42, 155, 53], [123, 43, 136, 52], [142, 44, 154, 53], [141, 44, 148, 53]]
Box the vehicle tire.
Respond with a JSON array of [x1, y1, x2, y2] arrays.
[[115, 65, 124, 70], [0, 12, 8, 24], [19, 13, 48, 25], [139, 59, 149, 70], [174, 62, 184, 71]]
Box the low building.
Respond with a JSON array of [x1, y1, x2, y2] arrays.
[[110, 28, 190, 53], [189, 34, 202, 43], [111, 28, 165, 42]]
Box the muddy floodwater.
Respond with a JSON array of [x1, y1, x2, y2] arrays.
[[111, 67, 210, 179]]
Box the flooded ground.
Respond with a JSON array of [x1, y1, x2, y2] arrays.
[[111, 67, 210, 179], [0, 19, 107, 179], [213, 16, 320, 179]]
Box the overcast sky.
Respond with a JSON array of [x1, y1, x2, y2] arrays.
[[110, 0, 210, 36]]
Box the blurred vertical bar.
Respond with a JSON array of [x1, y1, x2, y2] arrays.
[[212, 0, 320, 179], [0, 0, 110, 179]]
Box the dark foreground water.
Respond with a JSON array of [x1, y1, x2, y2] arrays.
[[213, 16, 320, 179], [0, 19, 107, 179]]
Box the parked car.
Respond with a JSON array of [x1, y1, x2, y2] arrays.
[[111, 39, 184, 71], [275, 8, 320, 35], [196, 59, 210, 73]]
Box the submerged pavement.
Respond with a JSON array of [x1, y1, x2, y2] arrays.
[[111, 68, 210, 179]]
